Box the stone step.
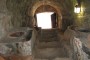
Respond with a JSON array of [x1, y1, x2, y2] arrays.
[[41, 33, 57, 38], [39, 29, 59, 42], [38, 41, 61, 48], [34, 58, 48, 60], [39, 37, 59, 42], [34, 58, 71, 60], [41, 29, 58, 37], [34, 48, 68, 59], [41, 29, 57, 33], [53, 58, 71, 60], [34, 29, 68, 59]]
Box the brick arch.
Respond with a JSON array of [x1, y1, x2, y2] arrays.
[[28, 1, 62, 29], [35, 5, 57, 14]]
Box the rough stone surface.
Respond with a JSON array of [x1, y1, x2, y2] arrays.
[[0, 0, 90, 60], [0, 27, 33, 56], [34, 29, 72, 60], [75, 0, 90, 30], [0, 0, 13, 39], [64, 27, 90, 60]]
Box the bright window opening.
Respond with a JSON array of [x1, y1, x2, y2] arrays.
[[36, 12, 54, 29]]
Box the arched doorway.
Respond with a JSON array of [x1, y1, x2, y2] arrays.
[[28, 1, 62, 29], [34, 5, 58, 29]]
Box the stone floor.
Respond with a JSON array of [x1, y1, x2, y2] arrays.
[[0, 56, 5, 60], [0, 55, 32, 60]]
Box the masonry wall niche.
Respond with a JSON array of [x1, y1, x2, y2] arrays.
[[34, 5, 58, 29]]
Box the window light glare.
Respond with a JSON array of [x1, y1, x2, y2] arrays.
[[36, 12, 54, 29]]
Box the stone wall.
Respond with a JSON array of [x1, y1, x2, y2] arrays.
[[2, 0, 90, 35], [6, 0, 75, 30], [2, 0, 90, 32], [75, 0, 90, 30], [0, 0, 13, 38]]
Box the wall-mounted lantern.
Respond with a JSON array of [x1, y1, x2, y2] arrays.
[[74, 5, 81, 13], [74, 0, 81, 13]]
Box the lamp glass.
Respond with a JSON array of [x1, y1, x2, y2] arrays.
[[74, 6, 81, 13]]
